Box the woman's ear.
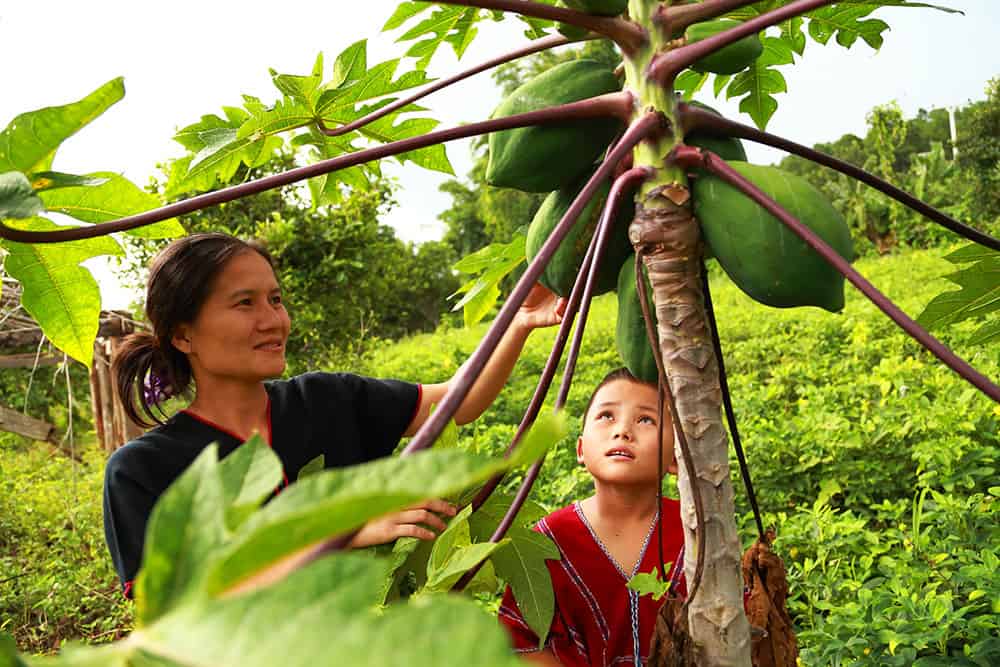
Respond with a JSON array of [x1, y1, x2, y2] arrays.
[[171, 324, 192, 354], [576, 436, 585, 465]]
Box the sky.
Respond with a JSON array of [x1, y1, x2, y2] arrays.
[[1, 1, 998, 308]]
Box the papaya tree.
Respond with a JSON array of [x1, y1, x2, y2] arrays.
[[1, 1, 999, 666]]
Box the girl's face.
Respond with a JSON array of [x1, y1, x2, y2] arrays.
[[576, 379, 677, 488], [171, 251, 291, 386]]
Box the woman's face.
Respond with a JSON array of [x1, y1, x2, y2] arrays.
[[171, 250, 291, 386]]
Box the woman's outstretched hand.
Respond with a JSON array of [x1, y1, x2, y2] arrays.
[[515, 283, 567, 331], [347, 498, 458, 548]]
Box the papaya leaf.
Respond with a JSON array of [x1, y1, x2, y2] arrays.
[[675, 70, 710, 101], [0, 631, 27, 667], [270, 53, 325, 110], [491, 528, 559, 647], [0, 172, 44, 220], [38, 172, 184, 239], [725, 36, 795, 129], [1, 218, 122, 366], [449, 234, 526, 326], [296, 454, 326, 479], [359, 115, 453, 174], [236, 99, 314, 141], [317, 59, 434, 119], [468, 492, 547, 543], [426, 540, 507, 592], [172, 110, 283, 187], [218, 435, 284, 530], [135, 445, 228, 625], [508, 411, 568, 469], [29, 171, 108, 191], [0, 77, 124, 174], [806, 5, 889, 49], [385, 4, 483, 69], [628, 569, 672, 601], [970, 320, 1000, 346], [381, 535, 434, 603], [332, 40, 368, 89], [204, 445, 558, 595], [915, 245, 1000, 333]]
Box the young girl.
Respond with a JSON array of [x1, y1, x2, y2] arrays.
[[103, 232, 565, 598], [498, 368, 685, 666]]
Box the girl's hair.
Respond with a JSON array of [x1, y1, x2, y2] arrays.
[[112, 233, 275, 427], [581, 367, 656, 424]]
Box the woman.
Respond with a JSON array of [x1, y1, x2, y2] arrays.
[[103, 232, 564, 598]]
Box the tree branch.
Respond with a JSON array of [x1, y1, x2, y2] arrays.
[[0, 91, 636, 244], [676, 102, 1000, 251], [318, 33, 584, 138], [655, 0, 764, 34], [432, 0, 647, 53], [648, 0, 838, 84], [453, 165, 652, 592], [673, 144, 1000, 403]]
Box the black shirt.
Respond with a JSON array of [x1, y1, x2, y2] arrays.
[[102, 372, 420, 596]]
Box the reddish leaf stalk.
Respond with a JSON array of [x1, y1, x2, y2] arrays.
[[647, 0, 838, 84], [400, 113, 664, 457], [431, 0, 647, 53], [318, 34, 581, 138], [0, 92, 636, 244], [674, 145, 1000, 404], [655, 0, 765, 34], [453, 166, 652, 592], [676, 102, 1000, 252]]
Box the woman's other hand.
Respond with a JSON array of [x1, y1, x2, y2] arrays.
[[347, 498, 458, 548], [514, 283, 567, 332]]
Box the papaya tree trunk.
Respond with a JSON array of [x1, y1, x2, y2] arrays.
[[629, 191, 751, 666]]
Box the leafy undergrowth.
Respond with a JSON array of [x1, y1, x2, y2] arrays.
[[0, 434, 133, 654], [3, 247, 998, 665]]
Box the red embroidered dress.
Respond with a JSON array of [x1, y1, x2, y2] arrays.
[[499, 497, 686, 666]]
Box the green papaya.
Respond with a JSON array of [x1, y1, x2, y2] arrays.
[[487, 60, 624, 193], [684, 102, 747, 162], [560, 0, 628, 16], [692, 162, 854, 312], [615, 255, 658, 384], [685, 19, 763, 75], [526, 169, 635, 297]]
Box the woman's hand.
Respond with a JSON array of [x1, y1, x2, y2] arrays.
[[514, 283, 567, 331], [346, 499, 458, 548]]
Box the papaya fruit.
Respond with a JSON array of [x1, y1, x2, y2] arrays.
[[525, 169, 635, 297], [692, 162, 854, 312], [616, 255, 658, 384], [685, 19, 763, 75], [486, 60, 624, 193], [560, 0, 628, 16]]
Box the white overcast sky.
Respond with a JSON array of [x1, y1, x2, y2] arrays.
[[1, 1, 998, 307]]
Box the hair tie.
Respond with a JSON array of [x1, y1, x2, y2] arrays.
[[143, 371, 174, 406]]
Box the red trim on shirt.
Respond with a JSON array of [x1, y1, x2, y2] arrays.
[[181, 399, 288, 491], [408, 384, 424, 431]]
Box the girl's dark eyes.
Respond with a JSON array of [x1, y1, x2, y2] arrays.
[[638, 415, 656, 425], [596, 411, 614, 421]]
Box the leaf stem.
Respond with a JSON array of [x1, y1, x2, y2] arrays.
[[318, 34, 583, 138], [673, 144, 1000, 403], [655, 0, 765, 34], [677, 102, 1000, 252], [431, 0, 647, 54], [647, 0, 838, 84], [0, 92, 636, 244]]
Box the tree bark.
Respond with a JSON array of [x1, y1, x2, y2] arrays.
[[629, 188, 750, 666]]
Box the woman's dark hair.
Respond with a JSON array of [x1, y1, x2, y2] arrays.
[[113, 233, 275, 427], [581, 367, 657, 424]]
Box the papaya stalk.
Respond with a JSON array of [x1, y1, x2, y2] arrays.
[[676, 102, 1000, 252], [318, 33, 585, 138], [0, 92, 635, 244], [655, 0, 767, 33], [673, 144, 1000, 404], [624, 0, 750, 663], [454, 165, 652, 593], [648, 0, 838, 84], [431, 0, 647, 53]]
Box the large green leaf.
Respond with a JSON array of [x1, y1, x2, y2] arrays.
[[491, 528, 559, 647], [134, 445, 228, 625], [0, 78, 124, 174], [726, 35, 794, 129], [0, 172, 44, 219], [218, 435, 284, 530], [38, 172, 183, 239], [204, 443, 558, 594], [449, 233, 526, 326], [332, 40, 368, 90], [916, 244, 1000, 344], [1, 218, 122, 366], [172, 108, 283, 187], [425, 506, 506, 591]]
